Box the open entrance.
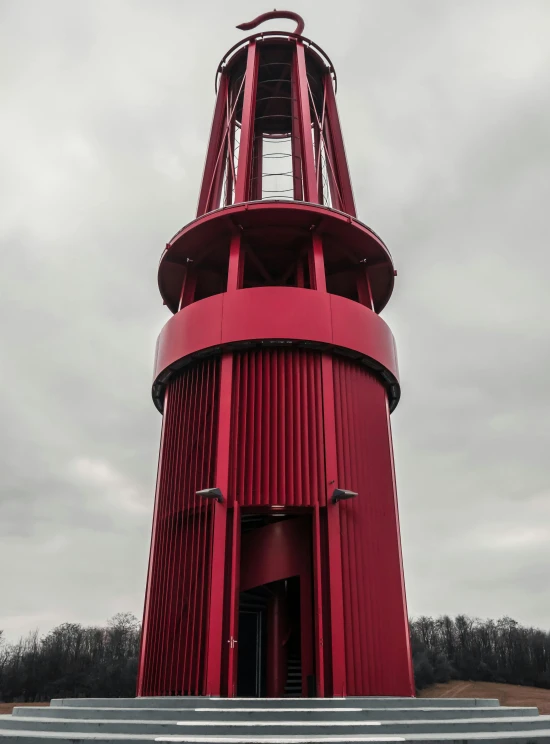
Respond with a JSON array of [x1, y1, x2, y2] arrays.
[[232, 513, 314, 697], [237, 576, 303, 697], [237, 587, 268, 697]]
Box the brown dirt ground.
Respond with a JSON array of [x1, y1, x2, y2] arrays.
[[0, 702, 49, 716], [419, 680, 550, 715]]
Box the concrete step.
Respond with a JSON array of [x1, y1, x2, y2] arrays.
[[13, 707, 538, 722], [49, 698, 502, 709], [2, 696, 548, 744], [2, 714, 550, 736], [4, 730, 550, 743]]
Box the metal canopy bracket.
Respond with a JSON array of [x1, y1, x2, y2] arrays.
[[331, 487, 358, 505]]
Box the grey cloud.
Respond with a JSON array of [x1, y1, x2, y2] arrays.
[[1, 0, 549, 639]]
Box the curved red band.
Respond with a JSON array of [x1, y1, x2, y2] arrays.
[[152, 287, 400, 412]]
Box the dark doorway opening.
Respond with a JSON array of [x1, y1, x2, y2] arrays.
[[235, 512, 314, 697], [236, 577, 303, 697], [237, 587, 268, 697]]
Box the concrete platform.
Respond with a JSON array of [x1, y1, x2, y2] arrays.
[[1, 697, 549, 743]]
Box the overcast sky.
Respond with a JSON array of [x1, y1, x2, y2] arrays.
[[1, 0, 549, 643]]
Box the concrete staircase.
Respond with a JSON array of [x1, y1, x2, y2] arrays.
[[1, 695, 550, 743]]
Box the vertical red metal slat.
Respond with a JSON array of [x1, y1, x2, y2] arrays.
[[305, 353, 318, 507], [172, 372, 191, 693], [202, 361, 220, 694], [187, 362, 207, 694], [163, 374, 183, 694], [287, 351, 295, 505], [369, 372, 388, 693], [278, 349, 287, 507], [313, 354, 326, 507], [344, 361, 365, 695], [353, 364, 377, 693], [369, 367, 409, 693], [194, 360, 213, 694], [253, 351, 263, 505], [237, 353, 247, 506], [166, 375, 189, 694], [192, 363, 210, 693], [333, 359, 356, 694], [227, 357, 236, 505], [226, 500, 240, 696], [202, 360, 220, 692], [183, 369, 201, 692], [313, 503, 325, 695], [346, 362, 365, 694], [205, 352, 232, 695], [196, 360, 216, 692], [333, 359, 414, 695], [385, 397, 415, 695], [261, 349, 272, 504], [270, 349, 279, 505], [370, 367, 392, 693], [172, 372, 192, 693], [321, 353, 346, 696], [302, 350, 311, 504], [151, 376, 179, 693], [173, 371, 195, 693], [137, 382, 171, 695], [299, 350, 308, 506], [145, 389, 168, 693], [162, 376, 185, 692], [245, 351, 255, 506], [366, 368, 386, 693]]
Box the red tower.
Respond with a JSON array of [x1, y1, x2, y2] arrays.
[[137, 11, 414, 699]]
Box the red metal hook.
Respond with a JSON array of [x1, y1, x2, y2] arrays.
[[236, 10, 305, 36]]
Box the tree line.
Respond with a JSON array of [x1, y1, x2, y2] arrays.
[[0, 613, 140, 702], [410, 615, 550, 690], [1, 613, 549, 700]]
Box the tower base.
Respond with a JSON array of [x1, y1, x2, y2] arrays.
[[2, 695, 546, 742]]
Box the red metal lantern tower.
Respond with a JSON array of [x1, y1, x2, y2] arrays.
[[137, 11, 414, 698]]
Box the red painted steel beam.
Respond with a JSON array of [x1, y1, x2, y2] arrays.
[[234, 42, 259, 203], [294, 42, 318, 203], [323, 75, 356, 216], [197, 73, 229, 216]]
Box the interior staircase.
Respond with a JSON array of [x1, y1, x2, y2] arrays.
[[2, 695, 550, 743], [284, 654, 302, 696]]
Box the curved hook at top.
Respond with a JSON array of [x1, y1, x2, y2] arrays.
[[236, 10, 305, 36]]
